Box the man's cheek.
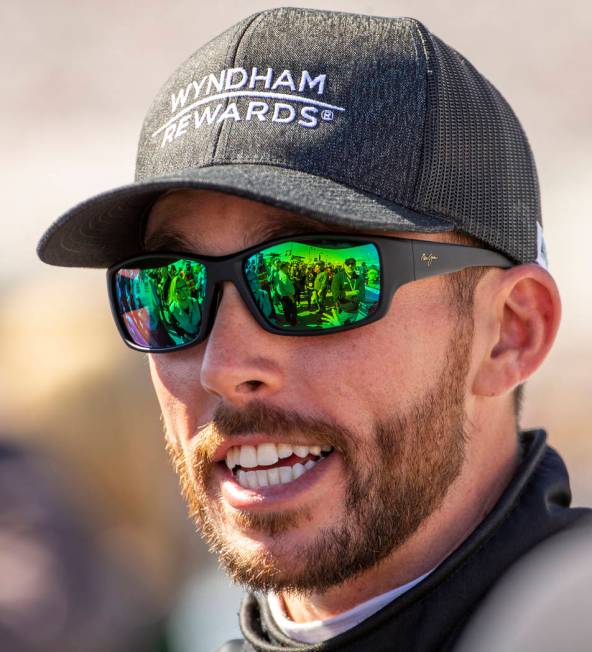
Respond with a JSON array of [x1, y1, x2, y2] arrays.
[[148, 353, 199, 399], [148, 354, 214, 441]]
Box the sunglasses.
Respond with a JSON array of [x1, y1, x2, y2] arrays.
[[107, 233, 513, 353]]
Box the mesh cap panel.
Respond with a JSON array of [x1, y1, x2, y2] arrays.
[[414, 27, 540, 263]]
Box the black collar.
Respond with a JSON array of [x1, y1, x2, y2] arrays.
[[237, 430, 588, 651]]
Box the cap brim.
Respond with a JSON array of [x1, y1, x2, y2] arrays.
[[37, 164, 453, 267]]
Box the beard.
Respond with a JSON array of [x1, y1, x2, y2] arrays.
[[166, 314, 472, 595]]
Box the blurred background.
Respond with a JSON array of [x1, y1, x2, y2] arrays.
[[1, 0, 590, 650]]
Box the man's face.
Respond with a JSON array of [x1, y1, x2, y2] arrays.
[[368, 268, 379, 285], [146, 189, 473, 593]]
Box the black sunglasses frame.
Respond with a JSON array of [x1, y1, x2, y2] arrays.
[[106, 233, 514, 354]]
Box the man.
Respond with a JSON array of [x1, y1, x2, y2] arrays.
[[37, 8, 591, 651], [312, 262, 329, 314], [330, 257, 365, 320], [165, 274, 202, 340], [275, 261, 298, 326]]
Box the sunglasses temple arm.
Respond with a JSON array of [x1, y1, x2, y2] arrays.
[[410, 240, 514, 281]]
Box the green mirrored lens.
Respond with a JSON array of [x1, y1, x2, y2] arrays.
[[245, 240, 381, 331], [114, 258, 207, 349]]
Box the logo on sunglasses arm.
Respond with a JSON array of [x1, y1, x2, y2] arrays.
[[152, 67, 345, 147], [420, 253, 439, 267]]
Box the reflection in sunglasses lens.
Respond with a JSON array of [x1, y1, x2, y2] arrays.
[[244, 240, 381, 331], [114, 258, 207, 349]]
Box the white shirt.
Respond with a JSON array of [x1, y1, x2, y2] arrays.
[[267, 569, 434, 644]]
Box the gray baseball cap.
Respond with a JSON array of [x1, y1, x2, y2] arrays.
[[37, 7, 544, 268]]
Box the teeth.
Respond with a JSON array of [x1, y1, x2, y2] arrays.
[[293, 463, 305, 479], [228, 442, 330, 468], [225, 448, 233, 469], [277, 443, 293, 459], [235, 458, 321, 490], [225, 446, 242, 470], [279, 466, 293, 484], [240, 445, 258, 469], [256, 470, 269, 487], [257, 443, 279, 466]]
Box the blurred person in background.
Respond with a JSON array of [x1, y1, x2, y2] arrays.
[[36, 8, 592, 652], [0, 439, 170, 652], [0, 280, 199, 652]]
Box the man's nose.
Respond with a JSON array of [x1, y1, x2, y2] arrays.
[[199, 282, 285, 403]]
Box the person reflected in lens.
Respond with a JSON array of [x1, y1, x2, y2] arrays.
[[313, 262, 329, 315], [276, 262, 298, 326], [292, 262, 305, 307], [367, 266, 380, 289], [269, 259, 282, 315], [330, 257, 365, 322], [248, 258, 273, 321], [166, 274, 202, 337], [304, 264, 316, 310], [359, 261, 368, 283], [253, 256, 276, 321], [136, 270, 161, 330]]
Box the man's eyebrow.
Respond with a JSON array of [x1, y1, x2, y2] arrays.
[[252, 214, 346, 241], [143, 231, 196, 252], [143, 213, 350, 253]]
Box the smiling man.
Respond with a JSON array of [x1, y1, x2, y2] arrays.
[[37, 8, 591, 652]]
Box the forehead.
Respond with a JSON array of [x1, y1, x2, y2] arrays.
[[144, 188, 451, 255]]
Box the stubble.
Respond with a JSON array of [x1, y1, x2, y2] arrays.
[[166, 314, 472, 594]]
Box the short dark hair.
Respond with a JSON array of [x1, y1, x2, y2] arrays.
[[443, 231, 525, 425]]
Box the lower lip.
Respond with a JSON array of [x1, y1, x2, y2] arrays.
[[216, 452, 338, 510]]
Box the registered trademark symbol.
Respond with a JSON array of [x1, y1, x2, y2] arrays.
[[321, 110, 334, 121]]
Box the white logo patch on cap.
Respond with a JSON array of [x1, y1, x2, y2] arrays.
[[152, 67, 345, 147], [536, 222, 549, 270]]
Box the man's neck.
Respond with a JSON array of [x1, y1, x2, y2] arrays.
[[281, 421, 520, 623]]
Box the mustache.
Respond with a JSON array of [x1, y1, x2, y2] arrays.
[[193, 400, 358, 464]]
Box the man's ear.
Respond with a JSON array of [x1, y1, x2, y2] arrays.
[[472, 264, 561, 398]]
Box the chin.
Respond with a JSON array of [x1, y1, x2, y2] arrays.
[[202, 511, 325, 592], [219, 501, 318, 547]]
